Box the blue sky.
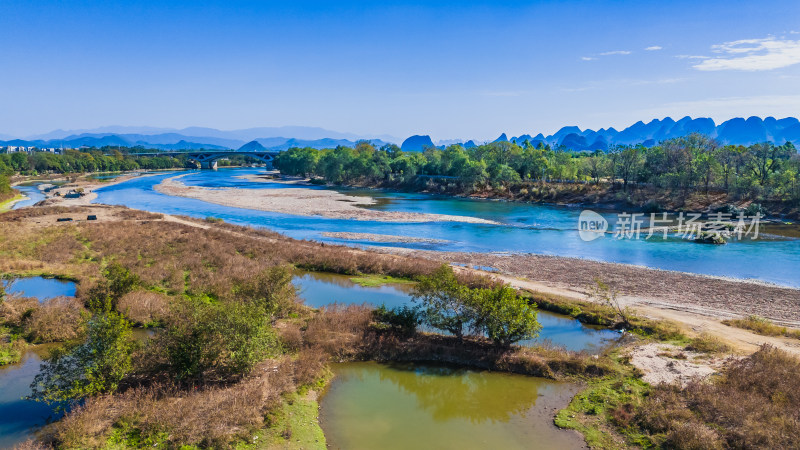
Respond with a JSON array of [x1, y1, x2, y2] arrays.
[[2, 0, 799, 141]]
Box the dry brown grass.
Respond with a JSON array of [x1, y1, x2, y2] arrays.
[[0, 296, 39, 326], [293, 346, 328, 386], [684, 332, 732, 354], [637, 345, 800, 449], [303, 303, 373, 358], [23, 297, 87, 343], [117, 290, 170, 326], [277, 322, 304, 352], [47, 358, 298, 449]]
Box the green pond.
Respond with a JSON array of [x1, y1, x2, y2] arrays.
[[319, 362, 585, 450]]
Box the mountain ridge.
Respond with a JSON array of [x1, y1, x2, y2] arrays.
[[2, 116, 798, 152]]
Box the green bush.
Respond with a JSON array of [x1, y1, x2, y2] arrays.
[[473, 285, 541, 347], [29, 312, 136, 404], [158, 299, 281, 380], [373, 304, 420, 337]]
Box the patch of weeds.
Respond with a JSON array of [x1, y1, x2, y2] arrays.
[[723, 315, 800, 340], [555, 375, 653, 449], [685, 333, 731, 354], [349, 274, 415, 287], [261, 392, 326, 449]]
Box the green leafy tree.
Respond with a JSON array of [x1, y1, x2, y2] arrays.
[[29, 312, 135, 404], [412, 265, 477, 339], [473, 285, 540, 347]]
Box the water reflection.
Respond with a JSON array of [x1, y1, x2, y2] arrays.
[[2, 277, 77, 302], [293, 272, 617, 352], [320, 361, 584, 450], [292, 272, 414, 310], [0, 347, 63, 448]]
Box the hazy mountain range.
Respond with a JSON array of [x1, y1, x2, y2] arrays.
[[2, 116, 799, 152]]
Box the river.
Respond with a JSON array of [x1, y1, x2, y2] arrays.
[[91, 168, 800, 287]]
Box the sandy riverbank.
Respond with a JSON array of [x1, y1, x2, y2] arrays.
[[320, 232, 451, 244], [155, 175, 501, 224], [409, 250, 800, 326]]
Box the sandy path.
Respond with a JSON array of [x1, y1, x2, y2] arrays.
[[155, 175, 500, 224]]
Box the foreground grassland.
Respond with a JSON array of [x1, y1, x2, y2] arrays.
[[1, 205, 798, 449]]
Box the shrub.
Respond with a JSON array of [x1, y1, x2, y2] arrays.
[[372, 304, 420, 337], [473, 285, 541, 347], [235, 265, 298, 318], [723, 315, 800, 339], [0, 339, 25, 365], [685, 333, 731, 354], [24, 296, 87, 343], [304, 304, 372, 358], [278, 322, 304, 352], [637, 346, 800, 449], [86, 263, 140, 313], [412, 265, 477, 339], [0, 296, 39, 327], [413, 265, 540, 346], [30, 312, 136, 403], [293, 347, 328, 386], [156, 299, 281, 380]]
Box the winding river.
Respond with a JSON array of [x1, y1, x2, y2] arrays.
[[92, 168, 800, 287]]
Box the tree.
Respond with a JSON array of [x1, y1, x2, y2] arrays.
[[611, 146, 643, 191], [472, 285, 540, 347], [29, 312, 135, 404], [412, 265, 477, 340]]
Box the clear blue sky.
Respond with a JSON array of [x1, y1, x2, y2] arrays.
[[2, 0, 799, 140]]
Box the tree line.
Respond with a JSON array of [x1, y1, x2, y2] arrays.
[[0, 147, 264, 176], [274, 135, 800, 205]]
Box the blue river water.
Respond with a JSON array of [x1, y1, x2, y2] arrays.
[[12, 185, 47, 209], [92, 168, 800, 287]]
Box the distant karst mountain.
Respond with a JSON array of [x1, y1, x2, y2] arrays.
[[502, 116, 799, 151], [401, 135, 435, 152], [2, 117, 797, 153]]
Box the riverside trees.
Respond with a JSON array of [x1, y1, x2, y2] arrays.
[[273, 135, 800, 205]]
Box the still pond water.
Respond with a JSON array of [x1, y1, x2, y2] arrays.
[[319, 361, 584, 450]]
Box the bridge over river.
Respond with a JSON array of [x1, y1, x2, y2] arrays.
[[127, 150, 278, 169]]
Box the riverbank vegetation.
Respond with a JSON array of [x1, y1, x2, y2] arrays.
[[275, 136, 800, 217], [2, 205, 799, 449], [0, 148, 266, 177], [1, 205, 609, 448], [723, 315, 800, 340], [0, 173, 20, 210]]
